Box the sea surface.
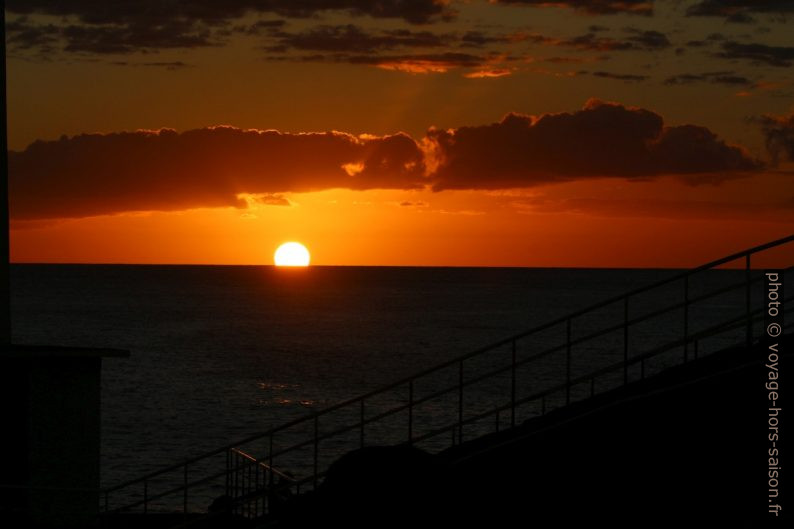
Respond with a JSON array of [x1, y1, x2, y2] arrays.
[[10, 264, 762, 503]]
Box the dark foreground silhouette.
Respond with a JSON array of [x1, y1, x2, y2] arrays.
[[270, 334, 790, 528], [50, 333, 788, 529]]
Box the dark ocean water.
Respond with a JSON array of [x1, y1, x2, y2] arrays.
[[10, 264, 758, 493]]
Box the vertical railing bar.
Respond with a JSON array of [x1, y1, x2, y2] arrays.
[[511, 340, 516, 428], [255, 460, 260, 518], [590, 377, 595, 397], [458, 360, 464, 445], [234, 451, 239, 516], [360, 400, 365, 448], [143, 479, 148, 515], [746, 254, 752, 349], [183, 463, 188, 515], [264, 467, 269, 517], [408, 380, 414, 444], [495, 409, 500, 432], [247, 460, 252, 518], [623, 296, 629, 385], [225, 450, 230, 499], [313, 415, 319, 490], [268, 434, 274, 490], [566, 318, 571, 405], [683, 275, 689, 362], [694, 339, 699, 359]]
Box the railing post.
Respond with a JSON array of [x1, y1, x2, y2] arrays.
[[359, 400, 365, 448], [623, 297, 629, 385], [746, 254, 752, 349], [225, 450, 231, 498], [458, 360, 464, 445], [408, 380, 414, 444], [511, 340, 516, 428], [233, 451, 239, 515], [269, 434, 274, 488], [313, 415, 319, 489], [143, 479, 148, 514], [247, 459, 252, 517], [183, 462, 188, 515], [566, 318, 571, 405], [254, 460, 260, 518], [683, 275, 689, 362]]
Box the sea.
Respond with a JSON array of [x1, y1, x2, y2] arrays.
[[9, 264, 768, 508]]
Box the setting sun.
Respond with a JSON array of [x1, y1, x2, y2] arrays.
[[274, 242, 311, 267]]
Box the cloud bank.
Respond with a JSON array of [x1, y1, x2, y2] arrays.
[[9, 127, 427, 219], [493, 1, 654, 16], [9, 101, 764, 220], [427, 99, 760, 190]]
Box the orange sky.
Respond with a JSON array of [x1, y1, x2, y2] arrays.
[[5, 1, 794, 267]]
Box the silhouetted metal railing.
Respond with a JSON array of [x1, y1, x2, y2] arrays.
[[99, 235, 794, 521], [223, 448, 296, 519]]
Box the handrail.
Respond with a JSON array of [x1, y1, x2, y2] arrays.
[[99, 234, 794, 517], [229, 448, 296, 483]]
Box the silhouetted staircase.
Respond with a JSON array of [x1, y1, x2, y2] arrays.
[[98, 235, 794, 527]]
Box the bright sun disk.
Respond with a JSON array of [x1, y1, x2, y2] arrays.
[[274, 242, 311, 267]]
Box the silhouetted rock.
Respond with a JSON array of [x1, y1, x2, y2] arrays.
[[282, 445, 454, 528]]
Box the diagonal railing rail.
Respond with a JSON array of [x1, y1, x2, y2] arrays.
[[99, 235, 794, 522]]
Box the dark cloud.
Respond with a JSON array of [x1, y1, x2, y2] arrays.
[[562, 33, 633, 51], [460, 31, 521, 48], [9, 102, 767, 220], [687, 1, 794, 23], [664, 71, 752, 86], [494, 1, 653, 16], [63, 22, 215, 54], [6, 0, 451, 25], [9, 127, 427, 220], [528, 31, 671, 52], [6, 15, 218, 54], [110, 61, 194, 70], [717, 41, 794, 67], [687, 33, 726, 47], [427, 99, 761, 191], [4, 18, 60, 52], [756, 112, 794, 164], [587, 71, 649, 82], [5, 0, 452, 55], [544, 56, 601, 64], [263, 24, 451, 54], [623, 29, 671, 50], [233, 20, 287, 36]]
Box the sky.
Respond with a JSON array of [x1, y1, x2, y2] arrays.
[[5, 0, 794, 267]]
